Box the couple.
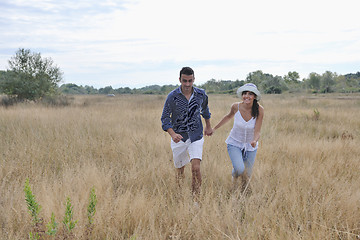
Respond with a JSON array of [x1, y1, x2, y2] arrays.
[[161, 67, 264, 199]]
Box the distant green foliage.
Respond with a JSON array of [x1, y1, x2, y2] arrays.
[[4, 56, 360, 98], [197, 79, 244, 94], [55, 70, 360, 96], [99, 86, 114, 94], [59, 83, 98, 95], [58, 83, 179, 95], [284, 71, 300, 83]]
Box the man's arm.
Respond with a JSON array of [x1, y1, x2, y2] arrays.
[[200, 93, 211, 119], [167, 128, 183, 143], [204, 118, 213, 136], [161, 95, 183, 143], [161, 96, 173, 131], [201, 92, 212, 136]]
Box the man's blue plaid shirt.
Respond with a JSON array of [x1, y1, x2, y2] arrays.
[[161, 87, 211, 142]]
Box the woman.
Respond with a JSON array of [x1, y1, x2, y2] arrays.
[[213, 83, 264, 191]]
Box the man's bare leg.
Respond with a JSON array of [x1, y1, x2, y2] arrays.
[[191, 159, 201, 201], [176, 166, 185, 188]]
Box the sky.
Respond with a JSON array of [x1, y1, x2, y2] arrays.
[[1, 0, 359, 89]]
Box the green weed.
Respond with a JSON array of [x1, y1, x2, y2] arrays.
[[24, 178, 42, 224], [63, 197, 77, 233], [24, 178, 44, 239], [46, 212, 57, 236], [24, 179, 97, 239], [87, 187, 97, 225], [313, 108, 320, 120]]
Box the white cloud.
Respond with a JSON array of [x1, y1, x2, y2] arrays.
[[0, 0, 359, 88]]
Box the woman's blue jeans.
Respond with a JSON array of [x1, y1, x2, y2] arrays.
[[227, 144, 257, 178]]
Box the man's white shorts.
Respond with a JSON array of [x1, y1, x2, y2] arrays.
[[170, 137, 204, 168]]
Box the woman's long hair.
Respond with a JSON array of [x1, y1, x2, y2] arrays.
[[252, 99, 259, 118]]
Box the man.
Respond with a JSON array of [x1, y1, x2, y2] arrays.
[[161, 67, 212, 200]]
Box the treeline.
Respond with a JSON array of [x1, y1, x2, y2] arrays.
[[58, 83, 179, 95], [2, 68, 360, 98], [1, 49, 359, 101], [58, 70, 360, 95]]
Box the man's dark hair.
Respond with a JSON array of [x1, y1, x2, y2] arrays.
[[179, 67, 194, 78]]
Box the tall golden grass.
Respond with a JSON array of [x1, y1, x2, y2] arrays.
[[0, 93, 359, 239]]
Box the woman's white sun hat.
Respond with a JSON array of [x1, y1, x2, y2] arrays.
[[237, 83, 261, 100]]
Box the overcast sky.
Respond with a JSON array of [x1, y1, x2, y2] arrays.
[[1, 0, 359, 88]]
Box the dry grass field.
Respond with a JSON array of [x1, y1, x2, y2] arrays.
[[1, 93, 360, 239]]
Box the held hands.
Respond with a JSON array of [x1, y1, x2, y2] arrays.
[[170, 126, 214, 142], [204, 126, 214, 136]]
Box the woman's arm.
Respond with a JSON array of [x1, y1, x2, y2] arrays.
[[213, 103, 238, 131]]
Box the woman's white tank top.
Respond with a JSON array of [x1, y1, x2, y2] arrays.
[[225, 103, 258, 151]]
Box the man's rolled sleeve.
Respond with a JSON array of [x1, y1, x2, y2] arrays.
[[200, 94, 211, 119]]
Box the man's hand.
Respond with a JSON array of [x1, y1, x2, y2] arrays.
[[204, 126, 213, 136], [204, 119, 213, 136], [171, 133, 183, 143], [167, 128, 183, 143]]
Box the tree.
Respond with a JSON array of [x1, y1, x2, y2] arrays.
[[283, 71, 303, 93], [284, 71, 300, 83], [261, 75, 285, 94], [320, 71, 336, 93], [98, 86, 114, 94], [245, 70, 286, 94], [306, 72, 321, 92], [0, 70, 6, 91], [59, 83, 88, 94], [160, 85, 177, 94], [340, 72, 360, 92], [84, 85, 98, 94], [1, 48, 63, 100], [245, 70, 266, 87]]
